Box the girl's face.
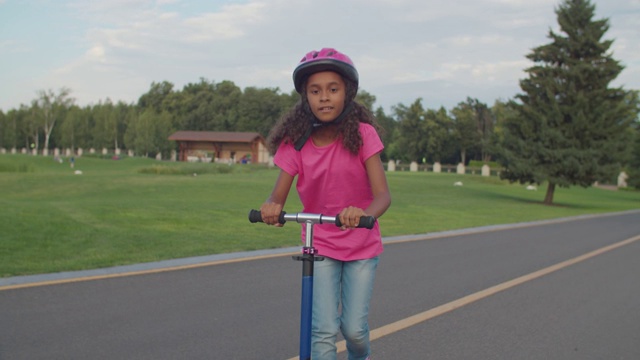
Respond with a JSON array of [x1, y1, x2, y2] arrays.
[[305, 71, 346, 123]]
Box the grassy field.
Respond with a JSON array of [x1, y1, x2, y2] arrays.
[[1, 154, 639, 277]]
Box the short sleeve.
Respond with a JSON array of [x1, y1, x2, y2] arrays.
[[273, 140, 300, 176], [359, 123, 384, 162]]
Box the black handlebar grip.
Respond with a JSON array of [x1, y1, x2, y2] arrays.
[[248, 209, 263, 223], [335, 216, 376, 230], [248, 210, 286, 224]]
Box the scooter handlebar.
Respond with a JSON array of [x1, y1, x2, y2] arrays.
[[248, 210, 376, 230]]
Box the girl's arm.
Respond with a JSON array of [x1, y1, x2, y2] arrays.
[[260, 169, 295, 226], [339, 152, 391, 228]]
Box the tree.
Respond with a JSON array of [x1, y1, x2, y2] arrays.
[[374, 106, 396, 162], [355, 90, 377, 112], [5, 109, 21, 150], [235, 87, 289, 136], [59, 105, 86, 151], [88, 99, 131, 151], [424, 107, 454, 163], [25, 102, 41, 150], [490, 99, 519, 165], [138, 81, 174, 113], [91, 100, 117, 150], [393, 99, 427, 163], [450, 98, 480, 165], [499, 0, 636, 205], [623, 90, 640, 188], [126, 110, 154, 157], [209, 80, 242, 130], [124, 109, 174, 158], [170, 78, 216, 131], [471, 99, 494, 163], [36, 88, 74, 151], [0, 110, 8, 149]]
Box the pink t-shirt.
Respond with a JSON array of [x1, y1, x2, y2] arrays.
[[274, 122, 384, 261]]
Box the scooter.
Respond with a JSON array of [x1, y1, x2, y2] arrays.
[[248, 210, 375, 360]]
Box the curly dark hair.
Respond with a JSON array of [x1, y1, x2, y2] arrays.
[[267, 77, 382, 155]]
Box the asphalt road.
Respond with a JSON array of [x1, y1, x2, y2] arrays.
[[1, 211, 639, 360]]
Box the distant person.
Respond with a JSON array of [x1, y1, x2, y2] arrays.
[[70, 156, 75, 168], [258, 48, 391, 360]]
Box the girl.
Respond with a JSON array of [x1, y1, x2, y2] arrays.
[[260, 48, 391, 360]]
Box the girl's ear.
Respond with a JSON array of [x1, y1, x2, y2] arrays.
[[344, 78, 358, 102]]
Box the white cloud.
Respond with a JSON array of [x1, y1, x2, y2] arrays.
[[184, 3, 267, 42], [87, 45, 107, 62], [0, 39, 31, 54], [0, 0, 638, 112], [487, 0, 557, 6]]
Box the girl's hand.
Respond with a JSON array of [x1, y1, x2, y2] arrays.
[[338, 206, 366, 230], [260, 202, 284, 227], [259, 170, 294, 228]]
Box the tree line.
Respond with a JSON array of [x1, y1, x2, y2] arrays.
[[0, 79, 522, 166], [0, 80, 298, 159], [0, 0, 638, 203]]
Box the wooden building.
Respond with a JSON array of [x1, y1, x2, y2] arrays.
[[168, 131, 270, 164]]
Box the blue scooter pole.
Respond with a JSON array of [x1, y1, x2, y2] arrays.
[[249, 210, 375, 360], [292, 220, 320, 359]]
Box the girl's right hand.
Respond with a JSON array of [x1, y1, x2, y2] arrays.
[[259, 202, 284, 227]]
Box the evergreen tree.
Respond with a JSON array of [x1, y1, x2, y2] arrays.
[[499, 0, 636, 205]]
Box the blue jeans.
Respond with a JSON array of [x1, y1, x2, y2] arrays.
[[312, 256, 378, 360]]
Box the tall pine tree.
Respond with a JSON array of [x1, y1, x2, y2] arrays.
[[500, 0, 636, 205]]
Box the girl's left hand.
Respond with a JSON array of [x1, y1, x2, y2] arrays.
[[338, 206, 366, 230]]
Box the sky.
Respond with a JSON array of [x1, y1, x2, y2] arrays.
[[1, 0, 639, 113]]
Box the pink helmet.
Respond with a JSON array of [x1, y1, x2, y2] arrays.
[[292, 48, 359, 93]]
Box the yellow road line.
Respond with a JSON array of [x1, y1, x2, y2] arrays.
[[288, 233, 640, 360]]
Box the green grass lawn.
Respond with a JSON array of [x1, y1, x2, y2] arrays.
[[1, 154, 639, 277]]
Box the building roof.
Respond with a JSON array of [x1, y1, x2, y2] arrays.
[[168, 131, 264, 143]]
